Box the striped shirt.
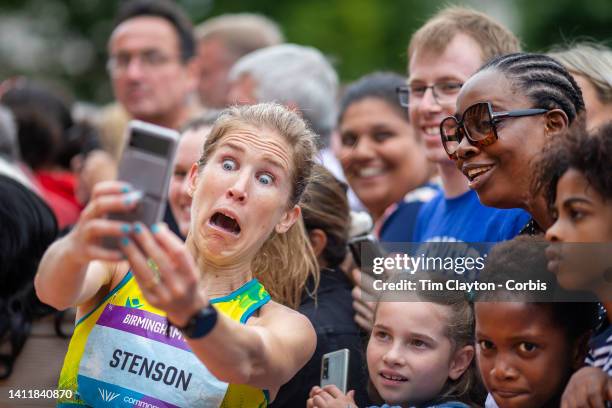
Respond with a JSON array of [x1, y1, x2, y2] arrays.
[[586, 323, 612, 375]]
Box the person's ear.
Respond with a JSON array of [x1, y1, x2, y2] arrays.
[[544, 109, 569, 138], [308, 228, 328, 258], [571, 331, 592, 370], [187, 162, 199, 198], [448, 344, 475, 380], [275, 204, 301, 234]]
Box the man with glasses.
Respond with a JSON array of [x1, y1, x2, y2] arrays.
[[79, 0, 200, 235], [405, 6, 531, 243], [107, 0, 199, 130]]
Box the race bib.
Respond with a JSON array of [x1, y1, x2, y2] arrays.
[[78, 304, 228, 407]]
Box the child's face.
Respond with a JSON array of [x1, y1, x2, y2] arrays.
[[475, 302, 576, 408], [367, 302, 471, 406], [545, 168, 612, 292]]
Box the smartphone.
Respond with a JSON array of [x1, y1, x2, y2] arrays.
[[103, 120, 179, 248], [320, 348, 350, 394], [348, 233, 386, 272]]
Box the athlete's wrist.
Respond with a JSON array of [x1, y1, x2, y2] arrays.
[[173, 303, 218, 339], [167, 294, 209, 329]]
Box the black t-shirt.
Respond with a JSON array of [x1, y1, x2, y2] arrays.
[[271, 267, 370, 407]]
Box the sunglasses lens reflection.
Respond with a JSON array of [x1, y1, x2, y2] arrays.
[[464, 103, 493, 141], [441, 117, 460, 155]]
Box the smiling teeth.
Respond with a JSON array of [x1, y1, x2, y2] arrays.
[[467, 166, 493, 179], [424, 127, 439, 136], [358, 167, 384, 177], [381, 373, 406, 381]]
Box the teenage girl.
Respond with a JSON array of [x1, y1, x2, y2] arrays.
[[307, 287, 483, 407]]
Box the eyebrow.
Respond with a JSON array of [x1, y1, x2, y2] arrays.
[[373, 323, 392, 332], [370, 124, 394, 131], [477, 331, 545, 343], [563, 197, 592, 207], [374, 323, 436, 343], [408, 76, 463, 84], [220, 141, 288, 172], [506, 333, 546, 343]]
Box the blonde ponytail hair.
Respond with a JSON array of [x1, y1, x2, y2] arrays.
[[251, 217, 318, 309]]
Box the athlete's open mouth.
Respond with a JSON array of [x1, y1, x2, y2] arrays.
[[210, 212, 241, 235]]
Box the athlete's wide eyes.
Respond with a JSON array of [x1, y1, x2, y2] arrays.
[[257, 173, 274, 185], [222, 158, 237, 171]]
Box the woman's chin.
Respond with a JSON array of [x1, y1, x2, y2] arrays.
[[474, 189, 520, 210]]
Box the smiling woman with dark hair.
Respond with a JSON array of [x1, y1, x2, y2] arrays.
[[443, 52, 586, 234], [337, 71, 438, 242]]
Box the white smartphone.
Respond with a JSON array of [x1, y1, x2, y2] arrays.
[[320, 348, 350, 394], [103, 120, 179, 248]]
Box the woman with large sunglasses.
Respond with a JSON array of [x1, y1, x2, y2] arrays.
[[440, 52, 586, 234]]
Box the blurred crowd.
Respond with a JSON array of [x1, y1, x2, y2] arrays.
[[1, 1, 612, 407]]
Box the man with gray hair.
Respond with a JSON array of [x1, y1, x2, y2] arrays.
[[195, 13, 284, 108], [228, 44, 336, 147], [228, 43, 363, 210]]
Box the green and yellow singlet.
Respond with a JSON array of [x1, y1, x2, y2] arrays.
[[57, 271, 270, 407]]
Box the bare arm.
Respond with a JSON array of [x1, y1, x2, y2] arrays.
[[120, 223, 316, 392], [35, 238, 112, 310], [187, 303, 316, 390], [34, 181, 140, 310]]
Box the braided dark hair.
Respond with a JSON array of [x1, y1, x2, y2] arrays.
[[480, 53, 585, 124]]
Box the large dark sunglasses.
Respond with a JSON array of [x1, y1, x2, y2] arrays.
[[439, 102, 549, 159]]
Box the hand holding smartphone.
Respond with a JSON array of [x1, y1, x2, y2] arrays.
[[321, 348, 350, 394], [103, 120, 179, 248]]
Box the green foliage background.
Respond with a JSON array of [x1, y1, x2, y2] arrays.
[[0, 0, 610, 104]]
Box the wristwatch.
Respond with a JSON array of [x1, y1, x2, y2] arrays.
[[178, 304, 218, 339]]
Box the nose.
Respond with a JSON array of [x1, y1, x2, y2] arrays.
[[125, 57, 145, 80], [418, 87, 442, 114], [382, 343, 406, 367], [352, 136, 376, 160], [226, 171, 249, 203], [454, 135, 480, 161], [491, 355, 519, 382], [545, 219, 562, 242]]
